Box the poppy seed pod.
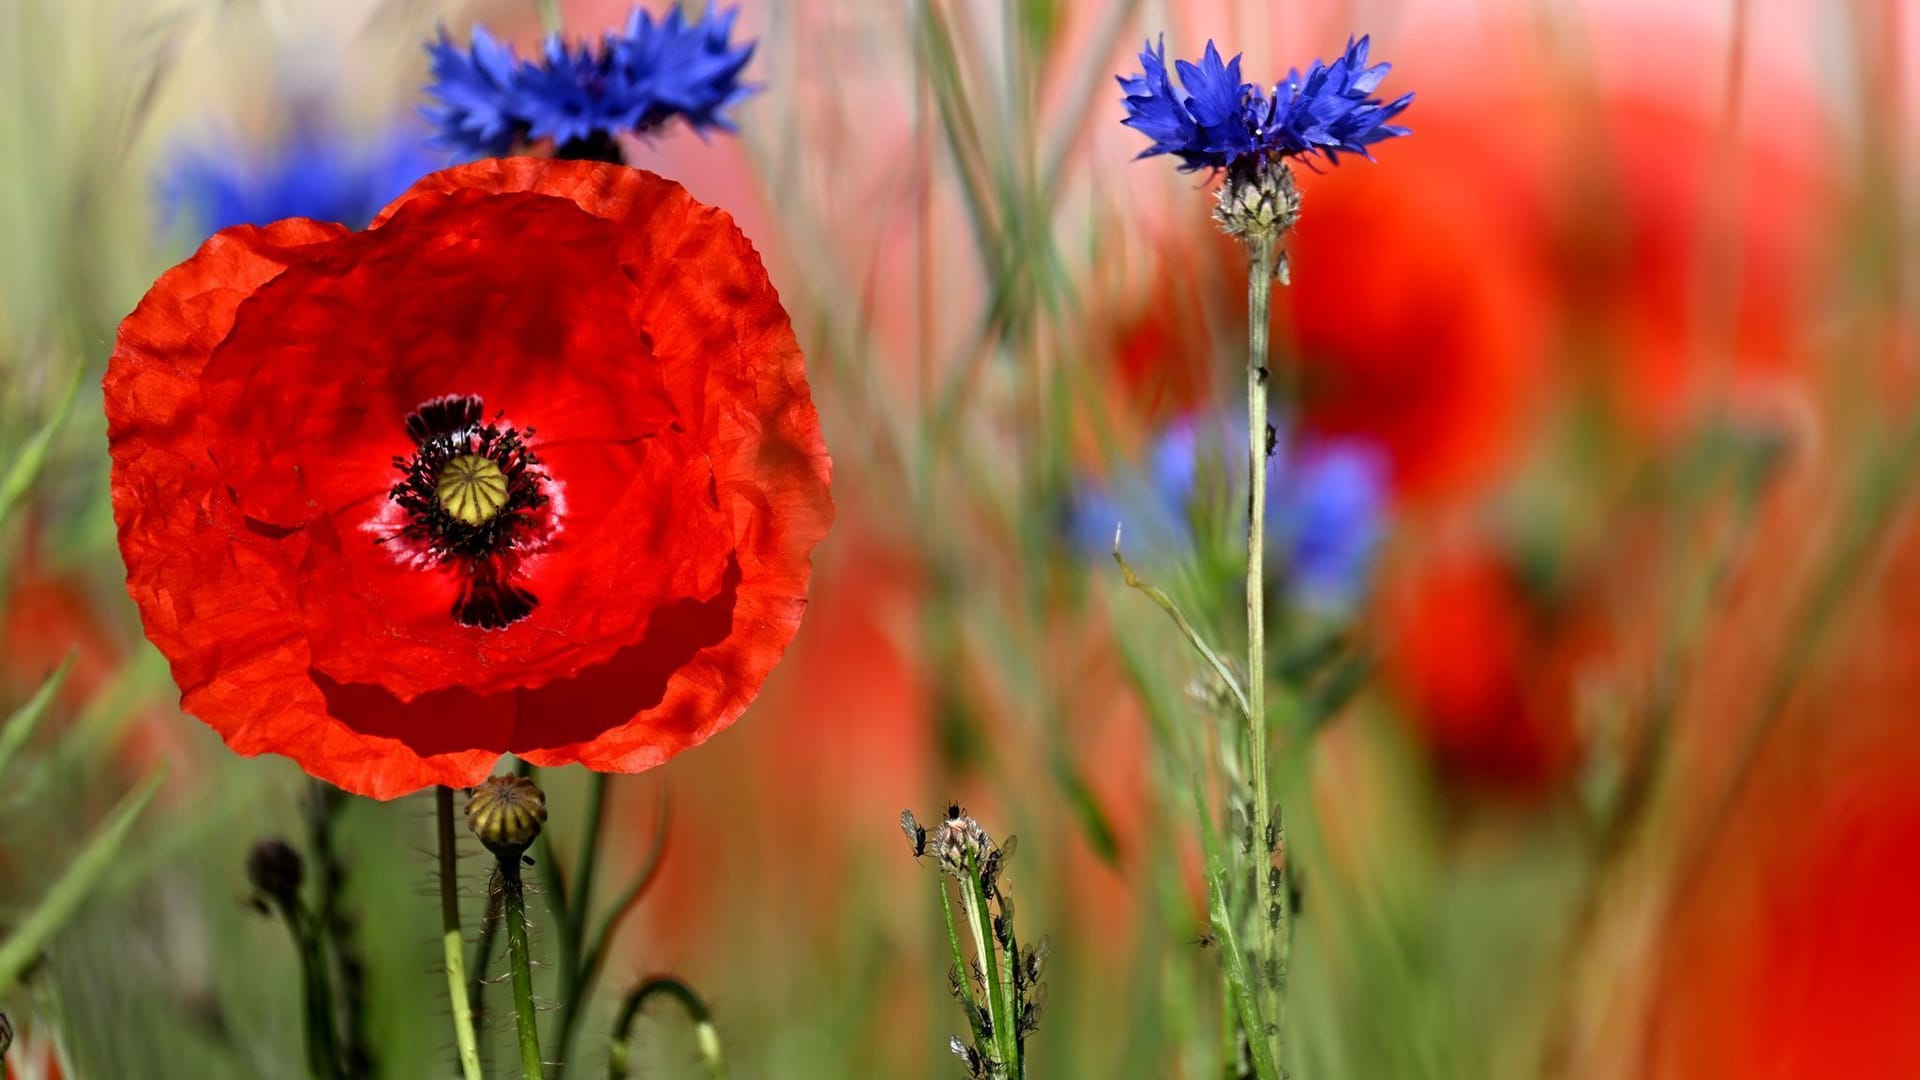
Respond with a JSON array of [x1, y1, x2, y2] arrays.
[[465, 774, 548, 859]]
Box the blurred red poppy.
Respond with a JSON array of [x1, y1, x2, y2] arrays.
[[1378, 539, 1590, 793], [1550, 95, 1831, 436], [1283, 103, 1552, 503], [0, 552, 197, 791], [1646, 507, 1920, 1078], [106, 158, 832, 799]]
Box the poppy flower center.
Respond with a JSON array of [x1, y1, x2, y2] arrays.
[[382, 394, 558, 630], [437, 454, 510, 525]]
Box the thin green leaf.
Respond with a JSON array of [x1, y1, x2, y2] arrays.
[[0, 652, 76, 778], [0, 770, 163, 996], [0, 362, 84, 525], [1191, 778, 1281, 1080]]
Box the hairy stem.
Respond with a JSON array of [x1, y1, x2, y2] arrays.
[[499, 857, 546, 1080]]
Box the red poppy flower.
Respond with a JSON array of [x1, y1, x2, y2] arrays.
[[106, 158, 832, 799], [1378, 539, 1590, 793]]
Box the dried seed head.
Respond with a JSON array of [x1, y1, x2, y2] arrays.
[[465, 774, 547, 858], [934, 806, 993, 877], [1213, 156, 1302, 244]]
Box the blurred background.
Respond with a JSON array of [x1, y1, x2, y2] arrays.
[[3, 0, 1918, 1077]]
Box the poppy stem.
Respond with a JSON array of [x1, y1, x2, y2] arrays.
[[436, 786, 484, 1080], [272, 894, 342, 1080], [606, 976, 727, 1080], [499, 854, 546, 1080]]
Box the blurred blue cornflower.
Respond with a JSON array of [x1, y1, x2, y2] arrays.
[[424, 4, 756, 160], [162, 120, 440, 236], [1118, 35, 1411, 171], [1073, 415, 1391, 612]]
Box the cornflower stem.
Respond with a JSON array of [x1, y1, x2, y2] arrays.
[[1244, 232, 1286, 1067], [607, 976, 727, 1080], [959, 853, 1019, 1078], [938, 875, 986, 1042], [1192, 776, 1280, 1080], [534, 0, 562, 36], [498, 854, 546, 1080], [437, 787, 484, 1080]]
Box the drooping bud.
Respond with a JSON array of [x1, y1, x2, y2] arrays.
[[246, 838, 306, 910], [465, 775, 547, 859], [1214, 156, 1302, 244]]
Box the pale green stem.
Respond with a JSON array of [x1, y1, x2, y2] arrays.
[[1245, 233, 1286, 1066], [535, 0, 562, 36], [436, 787, 483, 1080], [940, 875, 986, 1040], [960, 853, 1017, 1078]]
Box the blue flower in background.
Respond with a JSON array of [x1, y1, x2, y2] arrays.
[[1073, 415, 1390, 612], [1118, 35, 1411, 171], [163, 121, 441, 236], [423, 26, 525, 157], [424, 4, 757, 160]]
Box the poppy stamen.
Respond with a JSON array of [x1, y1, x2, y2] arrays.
[[383, 394, 556, 629]]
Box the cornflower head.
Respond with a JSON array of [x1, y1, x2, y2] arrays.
[[424, 3, 757, 162], [1118, 35, 1411, 240], [161, 119, 439, 236], [1072, 415, 1390, 614]]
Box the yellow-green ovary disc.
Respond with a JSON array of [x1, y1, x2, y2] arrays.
[[436, 454, 510, 525]]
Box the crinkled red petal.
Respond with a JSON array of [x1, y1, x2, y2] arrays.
[[107, 161, 833, 798]]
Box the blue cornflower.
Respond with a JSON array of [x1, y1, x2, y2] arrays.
[[1072, 415, 1390, 612], [423, 4, 756, 160], [424, 26, 526, 157], [1118, 35, 1411, 172], [162, 120, 441, 236]]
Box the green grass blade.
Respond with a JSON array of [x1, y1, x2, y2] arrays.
[[0, 652, 76, 778], [0, 769, 163, 995], [0, 362, 84, 525]]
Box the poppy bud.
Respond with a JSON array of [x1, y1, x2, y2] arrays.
[[246, 839, 305, 909], [465, 775, 547, 859]]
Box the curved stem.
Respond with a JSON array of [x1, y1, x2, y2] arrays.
[[563, 787, 671, 1072], [607, 976, 726, 1080], [550, 772, 609, 1074], [437, 787, 484, 1080], [500, 857, 546, 1080]]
